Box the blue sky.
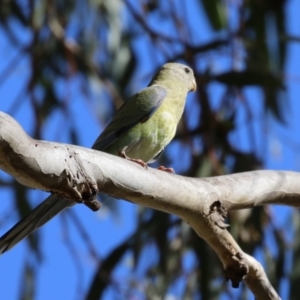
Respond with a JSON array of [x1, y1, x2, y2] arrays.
[[0, 1, 300, 299]]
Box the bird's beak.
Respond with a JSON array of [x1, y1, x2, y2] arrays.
[[190, 78, 197, 92]]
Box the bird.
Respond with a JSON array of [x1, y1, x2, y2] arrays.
[[0, 62, 196, 253]]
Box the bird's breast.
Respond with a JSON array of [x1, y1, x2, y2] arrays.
[[123, 109, 177, 163]]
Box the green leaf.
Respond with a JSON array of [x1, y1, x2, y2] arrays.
[[198, 0, 226, 31], [20, 262, 36, 300]]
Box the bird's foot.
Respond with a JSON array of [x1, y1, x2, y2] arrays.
[[128, 158, 148, 169], [157, 166, 175, 173], [119, 151, 148, 169]]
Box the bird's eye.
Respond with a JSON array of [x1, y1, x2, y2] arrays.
[[184, 67, 190, 74]]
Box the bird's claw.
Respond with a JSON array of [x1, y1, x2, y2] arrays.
[[157, 166, 175, 173], [119, 151, 148, 169], [129, 158, 148, 169]]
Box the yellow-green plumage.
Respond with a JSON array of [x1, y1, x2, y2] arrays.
[[0, 62, 196, 253], [93, 62, 196, 164]]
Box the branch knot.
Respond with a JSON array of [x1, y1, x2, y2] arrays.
[[208, 200, 229, 229]]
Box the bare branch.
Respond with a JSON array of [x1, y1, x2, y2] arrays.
[[2, 111, 297, 299], [0, 112, 99, 210]]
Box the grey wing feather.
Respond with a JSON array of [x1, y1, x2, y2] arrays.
[[0, 85, 167, 254], [92, 85, 167, 150], [0, 195, 74, 253]]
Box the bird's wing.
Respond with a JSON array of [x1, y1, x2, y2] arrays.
[[92, 85, 167, 150], [0, 85, 167, 254]]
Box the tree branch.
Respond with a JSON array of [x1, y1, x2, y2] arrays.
[[1, 111, 296, 299]]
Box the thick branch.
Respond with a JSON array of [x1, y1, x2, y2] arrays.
[[2, 111, 297, 299], [0, 112, 99, 209]]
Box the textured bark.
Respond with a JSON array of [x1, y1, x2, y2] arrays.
[[2, 111, 298, 299]]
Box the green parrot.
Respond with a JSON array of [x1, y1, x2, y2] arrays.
[[0, 62, 196, 253]]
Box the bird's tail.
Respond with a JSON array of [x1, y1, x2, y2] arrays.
[[0, 195, 75, 253]]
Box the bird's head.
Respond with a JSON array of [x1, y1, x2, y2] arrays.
[[160, 62, 197, 92]]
